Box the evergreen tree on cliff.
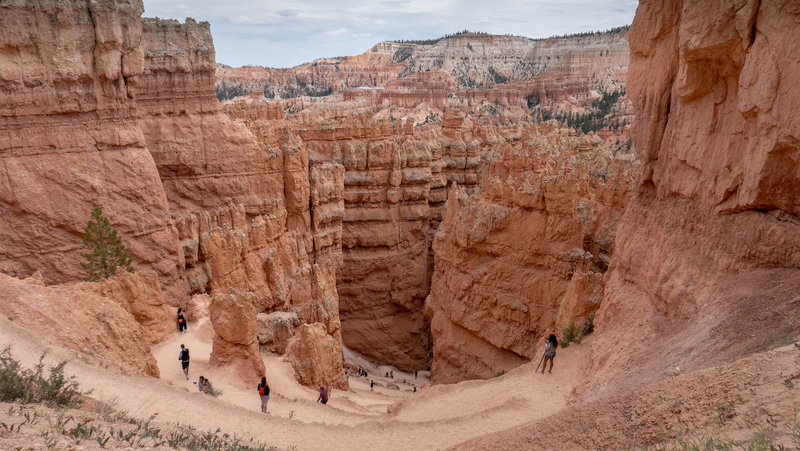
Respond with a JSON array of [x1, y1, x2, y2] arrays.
[[80, 207, 134, 281]]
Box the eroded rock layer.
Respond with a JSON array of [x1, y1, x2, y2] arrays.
[[426, 123, 639, 382], [0, 1, 347, 387], [133, 17, 347, 385], [0, 0, 186, 303], [586, 0, 800, 394]]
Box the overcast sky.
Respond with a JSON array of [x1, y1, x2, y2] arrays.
[[142, 1, 638, 68]]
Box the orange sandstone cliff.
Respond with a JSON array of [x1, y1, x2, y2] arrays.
[[584, 0, 800, 393], [0, 1, 347, 389], [426, 123, 639, 382], [0, 0, 186, 303]]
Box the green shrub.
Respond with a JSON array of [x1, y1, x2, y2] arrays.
[[581, 313, 595, 336], [495, 369, 506, 377], [562, 322, 580, 348], [0, 347, 84, 407]]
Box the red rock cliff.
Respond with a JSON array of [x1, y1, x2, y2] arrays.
[[134, 19, 347, 388], [587, 0, 800, 394], [0, 0, 186, 302], [426, 124, 639, 382]]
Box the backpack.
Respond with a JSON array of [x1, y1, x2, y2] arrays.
[[180, 348, 189, 361], [258, 386, 265, 396], [259, 385, 269, 396]]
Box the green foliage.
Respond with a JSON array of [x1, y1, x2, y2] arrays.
[[562, 313, 597, 348], [487, 66, 509, 84], [0, 347, 85, 408], [562, 322, 580, 348], [216, 81, 246, 101], [533, 88, 626, 134], [582, 313, 595, 336], [495, 369, 506, 377], [80, 207, 133, 282], [205, 381, 222, 398]]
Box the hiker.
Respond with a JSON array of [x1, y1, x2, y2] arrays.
[[385, 371, 389, 377], [177, 308, 188, 334], [538, 334, 558, 374], [196, 376, 206, 392], [257, 376, 270, 413], [390, 370, 393, 379], [203, 378, 213, 394], [414, 370, 418, 379], [179, 344, 190, 379], [370, 380, 374, 391], [413, 386, 417, 393], [317, 386, 329, 405]]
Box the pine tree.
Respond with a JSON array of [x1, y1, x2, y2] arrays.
[[80, 207, 134, 281]]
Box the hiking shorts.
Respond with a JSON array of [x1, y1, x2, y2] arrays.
[[181, 361, 190, 369], [260, 395, 270, 408]]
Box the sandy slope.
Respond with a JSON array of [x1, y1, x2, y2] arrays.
[[0, 316, 588, 450]]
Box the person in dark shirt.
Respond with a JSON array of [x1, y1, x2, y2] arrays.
[[317, 386, 329, 405], [178, 344, 190, 379], [257, 376, 270, 413], [177, 308, 188, 334]]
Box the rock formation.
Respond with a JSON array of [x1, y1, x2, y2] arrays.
[[426, 123, 639, 382], [0, 0, 186, 303], [216, 29, 629, 114], [71, 270, 174, 344], [0, 273, 160, 377], [135, 19, 347, 385], [0, 1, 347, 388], [585, 0, 800, 394]]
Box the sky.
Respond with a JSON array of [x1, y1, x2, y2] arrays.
[[142, 1, 639, 68]]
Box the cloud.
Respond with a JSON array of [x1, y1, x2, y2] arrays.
[[142, 0, 636, 68]]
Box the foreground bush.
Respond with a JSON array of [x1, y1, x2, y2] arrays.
[[0, 347, 84, 407]]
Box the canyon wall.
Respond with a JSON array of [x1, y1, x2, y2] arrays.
[[586, 0, 800, 394], [0, 0, 186, 302], [133, 18, 347, 388], [426, 124, 638, 382], [0, 1, 347, 388]]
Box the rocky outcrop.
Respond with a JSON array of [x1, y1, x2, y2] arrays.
[[0, 273, 159, 377], [0, 0, 187, 303], [586, 0, 800, 394], [426, 124, 639, 382], [285, 323, 348, 390], [71, 270, 174, 344]]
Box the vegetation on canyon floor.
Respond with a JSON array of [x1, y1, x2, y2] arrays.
[[0, 347, 84, 408], [0, 350, 271, 450]]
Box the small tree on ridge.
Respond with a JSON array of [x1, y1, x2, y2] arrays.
[[80, 207, 134, 281]]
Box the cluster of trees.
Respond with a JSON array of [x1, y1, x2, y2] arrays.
[[215, 81, 246, 101], [390, 30, 495, 46], [389, 25, 630, 47], [536, 88, 626, 134], [215, 81, 332, 102], [531, 25, 631, 42]]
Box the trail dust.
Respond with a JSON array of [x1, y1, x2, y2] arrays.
[[0, 316, 589, 450]]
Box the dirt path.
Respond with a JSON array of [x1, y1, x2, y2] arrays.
[[1, 316, 590, 450]]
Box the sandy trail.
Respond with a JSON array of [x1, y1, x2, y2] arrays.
[[1, 316, 590, 450]]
